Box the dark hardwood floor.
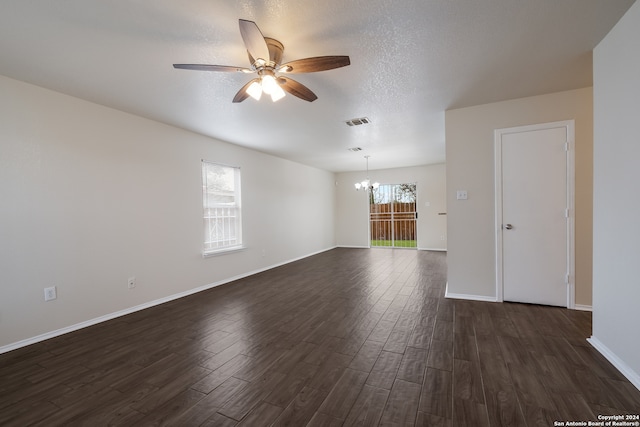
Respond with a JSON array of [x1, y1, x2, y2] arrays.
[[1, 248, 639, 426]]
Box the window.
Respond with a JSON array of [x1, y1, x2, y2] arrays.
[[202, 161, 243, 255]]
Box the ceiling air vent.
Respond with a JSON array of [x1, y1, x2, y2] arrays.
[[347, 147, 363, 152], [345, 117, 370, 126]]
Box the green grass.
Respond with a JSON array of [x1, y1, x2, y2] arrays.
[[371, 240, 417, 248]]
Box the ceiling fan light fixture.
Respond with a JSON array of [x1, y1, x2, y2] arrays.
[[261, 73, 278, 95], [270, 85, 286, 102], [246, 81, 263, 100]]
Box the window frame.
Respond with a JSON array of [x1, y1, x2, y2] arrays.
[[201, 160, 244, 257]]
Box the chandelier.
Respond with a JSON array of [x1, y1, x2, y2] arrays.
[[354, 155, 380, 191]]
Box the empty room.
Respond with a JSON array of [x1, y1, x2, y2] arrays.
[[1, 1, 639, 426]]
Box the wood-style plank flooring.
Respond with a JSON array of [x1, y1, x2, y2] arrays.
[[1, 248, 639, 426]]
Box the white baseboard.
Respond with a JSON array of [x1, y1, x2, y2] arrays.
[[587, 336, 640, 391], [574, 304, 592, 312], [336, 245, 370, 249], [418, 247, 447, 252], [0, 246, 336, 355], [445, 282, 498, 302]]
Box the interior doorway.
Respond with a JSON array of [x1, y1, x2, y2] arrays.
[[369, 183, 417, 248]]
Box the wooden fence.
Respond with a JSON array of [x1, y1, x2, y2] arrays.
[[369, 202, 416, 241]]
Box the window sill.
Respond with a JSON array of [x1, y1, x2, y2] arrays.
[[202, 246, 246, 258]]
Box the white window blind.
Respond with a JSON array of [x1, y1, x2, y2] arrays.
[[202, 161, 243, 255]]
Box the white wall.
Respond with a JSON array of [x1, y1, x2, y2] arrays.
[[445, 88, 594, 306], [592, 0, 640, 388], [0, 75, 336, 350], [335, 164, 447, 250]]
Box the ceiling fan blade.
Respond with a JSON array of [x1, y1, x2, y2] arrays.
[[239, 19, 270, 64], [233, 78, 260, 103], [277, 76, 318, 102], [173, 64, 252, 73], [279, 56, 350, 73]]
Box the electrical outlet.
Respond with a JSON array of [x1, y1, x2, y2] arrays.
[[44, 286, 57, 301], [128, 277, 136, 290], [456, 190, 468, 200]]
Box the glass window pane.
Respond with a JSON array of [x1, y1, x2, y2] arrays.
[[202, 161, 242, 254]]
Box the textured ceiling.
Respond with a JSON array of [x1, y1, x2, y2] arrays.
[[0, 0, 634, 172]]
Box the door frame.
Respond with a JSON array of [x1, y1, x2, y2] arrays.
[[494, 120, 575, 308]]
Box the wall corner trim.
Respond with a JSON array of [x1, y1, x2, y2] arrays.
[[574, 304, 592, 312], [587, 336, 640, 391]]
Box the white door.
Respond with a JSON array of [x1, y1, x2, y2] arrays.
[[495, 121, 574, 307]]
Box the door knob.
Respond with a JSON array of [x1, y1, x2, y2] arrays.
[[504, 224, 513, 230]]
